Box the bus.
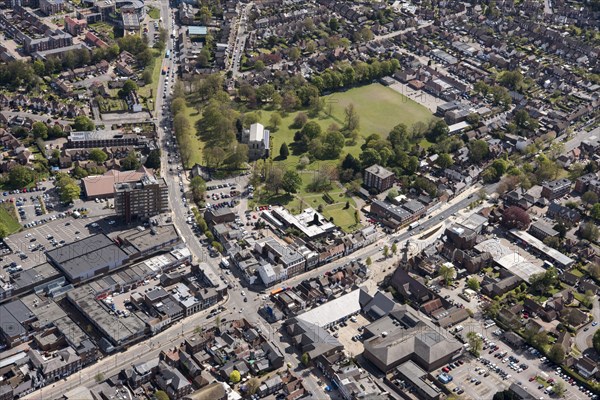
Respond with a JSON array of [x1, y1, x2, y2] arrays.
[[165, 50, 170, 59], [270, 287, 287, 296]]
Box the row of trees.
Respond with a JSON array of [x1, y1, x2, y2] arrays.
[[311, 59, 400, 93]]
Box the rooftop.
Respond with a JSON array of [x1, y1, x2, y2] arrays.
[[365, 164, 394, 179], [296, 289, 362, 327], [68, 285, 146, 345], [82, 167, 153, 198], [509, 229, 574, 267], [396, 360, 441, 399], [45, 234, 128, 281]]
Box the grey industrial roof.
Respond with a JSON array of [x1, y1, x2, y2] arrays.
[[396, 361, 440, 398], [46, 234, 114, 263], [68, 285, 146, 345], [118, 225, 180, 254], [363, 305, 462, 370], [0, 300, 29, 338], [531, 221, 559, 237], [402, 199, 425, 214]]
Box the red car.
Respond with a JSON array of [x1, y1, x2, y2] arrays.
[[442, 367, 450, 373], [529, 377, 536, 382], [547, 378, 554, 384]]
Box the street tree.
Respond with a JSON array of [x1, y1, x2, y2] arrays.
[[580, 221, 600, 242], [32, 122, 48, 139], [593, 329, 600, 354], [365, 257, 372, 266], [301, 352, 310, 366], [121, 151, 141, 171], [591, 203, 600, 220], [247, 378, 260, 395], [469, 140, 490, 163], [0, 224, 8, 239], [391, 243, 398, 255], [145, 149, 161, 169], [502, 206, 531, 230], [190, 176, 207, 202], [266, 165, 284, 194], [383, 245, 389, 258], [72, 116, 95, 131], [582, 191, 599, 206], [155, 391, 169, 400], [118, 79, 138, 98], [553, 381, 566, 398]]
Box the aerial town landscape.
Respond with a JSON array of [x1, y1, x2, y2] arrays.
[[0, 0, 599, 399]]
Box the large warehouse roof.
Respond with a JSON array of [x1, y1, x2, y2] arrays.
[[46, 234, 128, 282]]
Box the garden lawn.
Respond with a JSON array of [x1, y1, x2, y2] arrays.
[[0, 204, 21, 235], [259, 83, 435, 170]]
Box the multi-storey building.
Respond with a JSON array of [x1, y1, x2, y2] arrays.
[[541, 178, 571, 200], [114, 175, 168, 222], [364, 164, 395, 193]]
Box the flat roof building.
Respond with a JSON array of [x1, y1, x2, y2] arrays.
[[67, 285, 147, 347], [395, 361, 443, 400], [67, 130, 144, 148], [295, 289, 362, 328], [46, 234, 129, 283], [117, 224, 182, 259], [509, 229, 574, 268], [270, 207, 336, 239]]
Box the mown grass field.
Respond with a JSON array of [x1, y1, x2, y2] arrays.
[[258, 83, 435, 170]]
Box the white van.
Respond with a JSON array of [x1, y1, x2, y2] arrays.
[[220, 258, 230, 269]]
